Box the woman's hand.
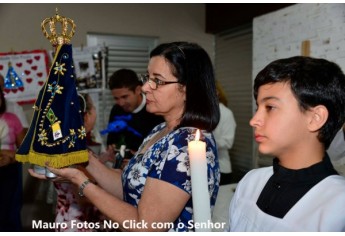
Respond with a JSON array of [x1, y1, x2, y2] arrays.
[[46, 165, 88, 186], [97, 147, 115, 164], [28, 161, 91, 183], [28, 168, 70, 182]]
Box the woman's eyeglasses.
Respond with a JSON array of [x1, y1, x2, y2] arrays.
[[139, 74, 179, 90]]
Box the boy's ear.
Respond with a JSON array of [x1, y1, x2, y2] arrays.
[[308, 105, 328, 132]]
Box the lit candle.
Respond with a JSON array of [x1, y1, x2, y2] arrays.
[[188, 129, 212, 232]]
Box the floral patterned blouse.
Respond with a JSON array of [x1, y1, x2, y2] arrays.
[[122, 123, 220, 232]]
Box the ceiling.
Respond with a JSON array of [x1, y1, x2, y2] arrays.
[[205, 3, 295, 34]]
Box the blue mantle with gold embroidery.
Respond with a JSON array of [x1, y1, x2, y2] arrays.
[[16, 44, 88, 168]]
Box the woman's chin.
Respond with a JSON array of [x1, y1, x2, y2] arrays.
[[145, 107, 156, 114]]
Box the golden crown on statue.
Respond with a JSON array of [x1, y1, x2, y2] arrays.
[[41, 8, 76, 46]]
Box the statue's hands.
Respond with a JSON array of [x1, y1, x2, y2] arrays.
[[28, 168, 49, 180]]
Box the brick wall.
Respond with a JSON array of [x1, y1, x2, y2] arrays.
[[253, 3, 345, 78]]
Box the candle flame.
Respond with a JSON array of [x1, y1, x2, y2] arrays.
[[195, 129, 200, 141]]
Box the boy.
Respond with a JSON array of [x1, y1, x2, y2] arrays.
[[228, 56, 345, 231]]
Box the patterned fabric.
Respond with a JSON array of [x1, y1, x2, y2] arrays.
[[122, 123, 220, 232], [54, 182, 104, 232]]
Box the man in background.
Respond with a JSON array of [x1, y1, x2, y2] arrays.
[[106, 69, 163, 155]]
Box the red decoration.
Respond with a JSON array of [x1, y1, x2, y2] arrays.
[[0, 49, 50, 104]]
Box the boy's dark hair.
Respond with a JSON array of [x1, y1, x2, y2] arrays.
[[108, 69, 141, 91], [254, 56, 345, 149], [150, 42, 220, 132]]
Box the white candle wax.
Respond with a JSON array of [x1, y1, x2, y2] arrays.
[[188, 129, 212, 232]]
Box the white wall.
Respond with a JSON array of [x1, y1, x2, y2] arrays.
[[253, 3, 345, 78], [0, 3, 214, 121], [0, 4, 213, 55]]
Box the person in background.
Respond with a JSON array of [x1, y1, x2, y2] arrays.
[[0, 81, 26, 231], [228, 56, 345, 231], [106, 69, 163, 155], [53, 93, 112, 232], [0, 74, 29, 133], [81, 93, 106, 155], [211, 80, 236, 231], [30, 42, 220, 232]]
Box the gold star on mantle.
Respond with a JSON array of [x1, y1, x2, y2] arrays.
[[53, 62, 67, 75]]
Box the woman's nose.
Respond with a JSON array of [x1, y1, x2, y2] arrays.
[[141, 82, 150, 93]]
